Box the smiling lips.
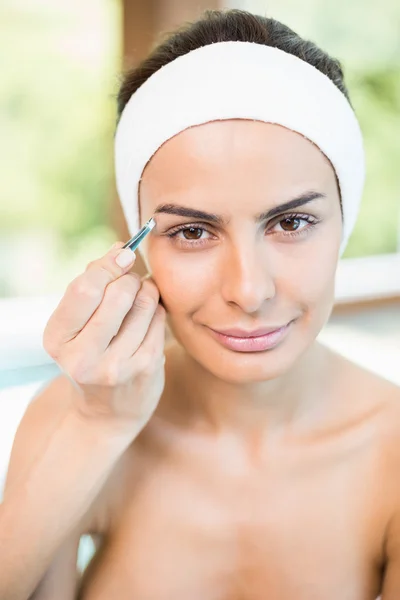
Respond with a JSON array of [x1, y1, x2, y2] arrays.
[[207, 322, 293, 352]]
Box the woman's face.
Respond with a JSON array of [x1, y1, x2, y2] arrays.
[[139, 120, 342, 383]]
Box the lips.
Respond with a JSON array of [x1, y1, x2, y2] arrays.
[[211, 325, 288, 338], [206, 321, 293, 352]]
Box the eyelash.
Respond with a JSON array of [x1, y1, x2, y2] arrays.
[[165, 213, 320, 248]]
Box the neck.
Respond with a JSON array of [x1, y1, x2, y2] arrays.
[[162, 340, 335, 437]]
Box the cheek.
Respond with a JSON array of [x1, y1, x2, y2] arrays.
[[281, 245, 338, 322], [150, 253, 216, 314], [298, 267, 336, 321], [272, 236, 339, 316]]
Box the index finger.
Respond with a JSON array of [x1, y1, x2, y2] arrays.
[[45, 243, 138, 345]]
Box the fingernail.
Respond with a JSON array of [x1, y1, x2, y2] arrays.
[[115, 248, 135, 268]]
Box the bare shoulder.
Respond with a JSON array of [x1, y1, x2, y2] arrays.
[[326, 345, 400, 442], [8, 374, 77, 463], [344, 353, 400, 407], [6, 374, 126, 536]]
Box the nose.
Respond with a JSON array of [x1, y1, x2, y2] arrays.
[[220, 241, 276, 313]]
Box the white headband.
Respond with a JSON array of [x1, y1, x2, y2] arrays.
[[115, 41, 365, 256]]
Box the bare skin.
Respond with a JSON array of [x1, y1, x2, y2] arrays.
[[8, 337, 399, 600], [77, 339, 400, 600], [4, 120, 400, 599]]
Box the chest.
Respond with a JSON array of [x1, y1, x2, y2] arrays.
[[80, 438, 385, 600]]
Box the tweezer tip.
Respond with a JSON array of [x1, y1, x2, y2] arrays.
[[145, 217, 156, 231]]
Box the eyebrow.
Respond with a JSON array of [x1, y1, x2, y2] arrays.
[[153, 191, 326, 225]]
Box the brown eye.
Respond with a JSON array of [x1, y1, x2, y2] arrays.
[[280, 218, 301, 231], [182, 227, 203, 240]]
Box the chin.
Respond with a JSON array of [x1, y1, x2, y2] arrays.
[[171, 318, 317, 385]]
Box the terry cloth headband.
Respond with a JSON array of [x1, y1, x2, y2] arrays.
[[114, 41, 366, 256]]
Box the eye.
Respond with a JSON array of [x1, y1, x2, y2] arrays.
[[166, 224, 215, 247], [277, 217, 304, 232], [270, 213, 318, 238], [178, 227, 205, 240]]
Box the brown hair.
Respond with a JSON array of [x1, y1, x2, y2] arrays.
[[117, 8, 352, 122]]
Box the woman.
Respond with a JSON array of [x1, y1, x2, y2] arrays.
[[1, 9, 399, 600]]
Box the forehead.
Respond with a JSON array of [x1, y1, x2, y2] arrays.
[[140, 119, 336, 201]]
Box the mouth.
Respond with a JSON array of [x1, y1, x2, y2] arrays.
[[206, 321, 294, 353]]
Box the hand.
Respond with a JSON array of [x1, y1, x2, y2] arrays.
[[43, 242, 166, 429]]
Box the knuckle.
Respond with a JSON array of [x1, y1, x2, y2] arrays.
[[134, 293, 158, 312], [85, 260, 96, 272], [105, 275, 139, 309], [68, 276, 102, 302], [101, 360, 125, 386], [134, 279, 159, 312], [112, 288, 134, 310], [135, 346, 159, 374], [63, 354, 92, 384]]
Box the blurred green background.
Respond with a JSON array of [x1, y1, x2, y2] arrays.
[[1, 0, 399, 298]]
